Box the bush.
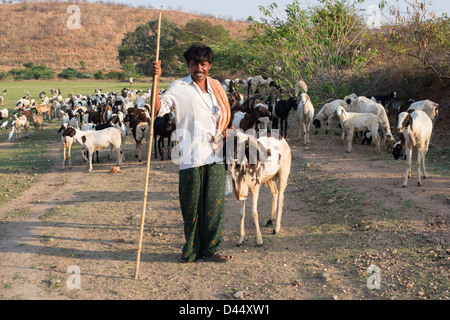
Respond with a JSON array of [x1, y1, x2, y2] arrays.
[[106, 70, 124, 80], [58, 68, 90, 79], [8, 63, 55, 80], [93, 70, 105, 80]]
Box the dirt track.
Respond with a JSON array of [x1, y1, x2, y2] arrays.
[[0, 122, 449, 300]]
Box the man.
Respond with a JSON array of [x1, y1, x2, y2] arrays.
[[150, 44, 232, 263]]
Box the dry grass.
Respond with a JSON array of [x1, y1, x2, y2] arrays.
[[0, 1, 249, 74]]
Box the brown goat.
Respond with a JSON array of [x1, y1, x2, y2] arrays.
[[35, 103, 52, 120], [32, 113, 44, 138]]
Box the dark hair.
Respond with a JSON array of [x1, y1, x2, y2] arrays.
[[183, 44, 214, 65]]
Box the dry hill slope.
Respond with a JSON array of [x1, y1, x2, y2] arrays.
[[0, 1, 249, 73]]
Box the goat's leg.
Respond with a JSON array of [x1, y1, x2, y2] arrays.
[[346, 130, 354, 153], [298, 120, 302, 140], [88, 151, 93, 171], [417, 150, 423, 186], [421, 149, 428, 180], [251, 188, 263, 247], [274, 176, 288, 235], [237, 200, 246, 247], [62, 145, 67, 169], [108, 145, 113, 160], [403, 148, 413, 187], [167, 136, 172, 160], [160, 137, 164, 160], [373, 131, 381, 154], [266, 180, 278, 227], [68, 144, 72, 168]]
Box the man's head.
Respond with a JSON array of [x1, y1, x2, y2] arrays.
[[183, 44, 214, 83]]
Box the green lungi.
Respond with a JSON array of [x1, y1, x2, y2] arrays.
[[178, 163, 226, 262]]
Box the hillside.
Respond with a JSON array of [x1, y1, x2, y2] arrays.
[[0, 1, 249, 73]]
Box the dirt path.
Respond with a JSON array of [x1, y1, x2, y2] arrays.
[[0, 125, 449, 300]]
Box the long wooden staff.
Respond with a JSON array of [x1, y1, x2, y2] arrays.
[[135, 12, 162, 280]]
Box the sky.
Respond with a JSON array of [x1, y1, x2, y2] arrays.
[[117, 0, 449, 21]]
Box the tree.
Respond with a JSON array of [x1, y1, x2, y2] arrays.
[[237, 0, 375, 99], [383, 0, 449, 80], [118, 18, 182, 76]]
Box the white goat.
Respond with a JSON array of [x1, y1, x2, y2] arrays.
[[296, 93, 315, 144], [10, 114, 30, 140], [228, 130, 291, 247], [407, 99, 439, 123], [313, 99, 347, 134], [294, 80, 308, 99], [60, 126, 122, 171], [344, 94, 395, 150], [335, 106, 383, 153], [397, 110, 433, 187]]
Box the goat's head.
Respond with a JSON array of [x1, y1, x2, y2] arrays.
[[313, 119, 321, 129], [344, 93, 357, 106], [392, 133, 406, 160]]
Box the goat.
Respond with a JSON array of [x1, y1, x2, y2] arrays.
[[294, 80, 308, 99], [396, 110, 433, 187], [0, 108, 9, 128], [296, 93, 315, 144], [10, 114, 30, 140], [153, 112, 176, 160], [35, 103, 52, 120], [134, 122, 150, 162], [228, 130, 291, 247], [32, 113, 44, 138], [60, 126, 122, 171], [58, 124, 87, 169], [407, 100, 439, 123], [313, 99, 347, 134], [271, 97, 297, 139], [249, 75, 273, 96], [124, 107, 150, 161], [344, 94, 395, 150], [369, 92, 396, 108], [335, 106, 383, 153], [231, 105, 271, 132]]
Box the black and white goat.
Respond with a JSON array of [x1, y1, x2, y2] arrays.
[[59, 125, 122, 171], [153, 111, 176, 160], [270, 97, 297, 139]]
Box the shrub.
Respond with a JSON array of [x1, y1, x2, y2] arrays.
[[58, 68, 90, 79]]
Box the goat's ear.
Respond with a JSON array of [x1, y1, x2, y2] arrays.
[[346, 99, 351, 105], [403, 114, 412, 130], [68, 128, 76, 137], [57, 125, 64, 133]]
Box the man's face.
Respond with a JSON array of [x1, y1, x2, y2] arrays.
[[188, 60, 211, 83]]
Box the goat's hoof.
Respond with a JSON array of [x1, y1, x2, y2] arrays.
[[266, 219, 273, 227], [236, 242, 244, 247], [402, 185, 407, 188], [272, 229, 277, 235], [423, 176, 427, 179], [255, 244, 264, 248], [417, 182, 422, 186]]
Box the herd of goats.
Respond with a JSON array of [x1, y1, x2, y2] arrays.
[[0, 77, 441, 245]]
